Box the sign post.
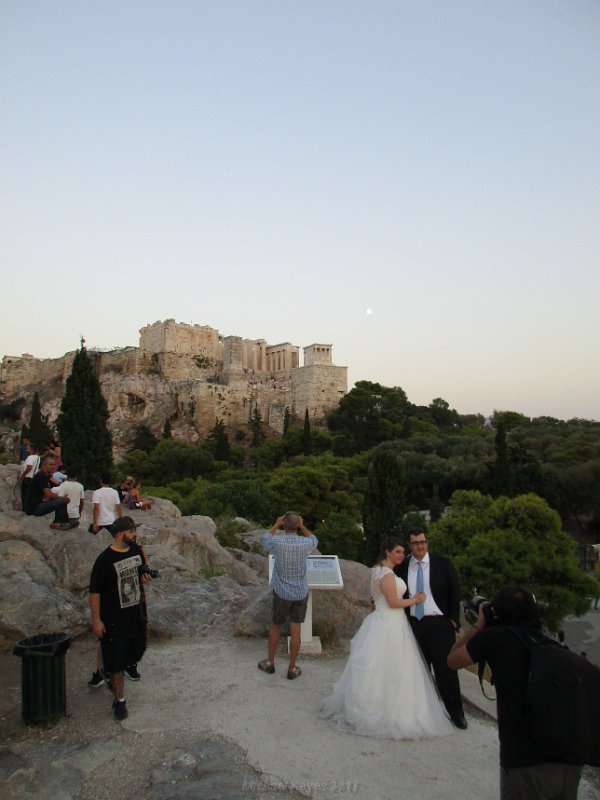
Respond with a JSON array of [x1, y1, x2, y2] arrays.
[[269, 554, 344, 655]]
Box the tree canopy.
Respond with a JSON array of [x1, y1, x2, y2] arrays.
[[428, 490, 597, 630], [327, 381, 410, 454]]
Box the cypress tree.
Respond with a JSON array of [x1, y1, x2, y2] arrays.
[[162, 419, 173, 439], [28, 391, 54, 449], [131, 424, 158, 453], [360, 448, 407, 565], [302, 408, 313, 456], [209, 418, 231, 461], [56, 347, 113, 486], [250, 406, 265, 446], [216, 422, 230, 461], [283, 406, 291, 437], [493, 422, 513, 497]]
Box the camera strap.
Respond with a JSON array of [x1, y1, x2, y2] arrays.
[[477, 659, 497, 701]]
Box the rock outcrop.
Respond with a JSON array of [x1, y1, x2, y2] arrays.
[[0, 466, 370, 651]]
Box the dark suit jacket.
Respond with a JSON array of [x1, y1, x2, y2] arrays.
[[394, 553, 461, 626]]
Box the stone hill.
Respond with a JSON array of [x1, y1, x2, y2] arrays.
[[0, 319, 347, 458], [0, 464, 369, 652]]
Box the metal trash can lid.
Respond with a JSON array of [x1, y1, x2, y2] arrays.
[[13, 632, 72, 657]]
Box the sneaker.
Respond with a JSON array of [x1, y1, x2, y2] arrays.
[[258, 659, 275, 674], [50, 522, 71, 531], [88, 670, 105, 688], [125, 664, 141, 681], [112, 700, 128, 720]]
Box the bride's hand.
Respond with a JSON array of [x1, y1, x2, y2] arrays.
[[414, 592, 426, 604]]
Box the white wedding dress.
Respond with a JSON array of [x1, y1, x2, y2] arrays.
[[319, 566, 453, 739]]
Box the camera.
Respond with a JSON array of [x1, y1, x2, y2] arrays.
[[464, 594, 499, 626], [139, 565, 160, 579]]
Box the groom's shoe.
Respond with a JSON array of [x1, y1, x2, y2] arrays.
[[452, 714, 468, 730]]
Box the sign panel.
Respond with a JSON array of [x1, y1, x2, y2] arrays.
[[268, 554, 344, 590]]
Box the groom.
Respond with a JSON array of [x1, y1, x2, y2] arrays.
[[395, 527, 467, 729]]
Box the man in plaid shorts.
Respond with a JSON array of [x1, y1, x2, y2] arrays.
[[258, 511, 318, 680]]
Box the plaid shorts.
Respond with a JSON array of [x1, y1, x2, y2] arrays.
[[272, 591, 308, 624]]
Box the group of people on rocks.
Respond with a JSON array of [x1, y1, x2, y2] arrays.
[[17, 437, 151, 532]]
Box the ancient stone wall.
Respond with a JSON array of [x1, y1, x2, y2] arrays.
[[1, 352, 75, 396], [140, 319, 220, 360], [290, 364, 348, 422]]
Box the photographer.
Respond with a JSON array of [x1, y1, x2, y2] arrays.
[[447, 586, 582, 800]]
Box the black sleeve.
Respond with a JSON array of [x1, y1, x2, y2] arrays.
[[446, 557, 461, 625], [89, 553, 106, 594], [466, 628, 498, 663]]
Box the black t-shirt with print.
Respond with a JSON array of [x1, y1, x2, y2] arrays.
[[466, 626, 556, 768], [89, 544, 145, 635], [25, 470, 51, 514]]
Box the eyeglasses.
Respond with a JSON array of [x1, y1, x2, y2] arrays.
[[409, 540, 428, 546]]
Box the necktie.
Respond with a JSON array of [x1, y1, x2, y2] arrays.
[[415, 561, 424, 620]]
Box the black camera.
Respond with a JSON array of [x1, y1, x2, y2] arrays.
[[139, 565, 159, 579], [464, 594, 499, 627]]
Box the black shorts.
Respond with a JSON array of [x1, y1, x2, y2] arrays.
[[100, 627, 146, 673], [272, 591, 308, 625]]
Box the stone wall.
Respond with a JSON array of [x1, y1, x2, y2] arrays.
[[140, 319, 220, 360], [291, 364, 348, 421]]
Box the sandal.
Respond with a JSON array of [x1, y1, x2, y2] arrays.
[[258, 659, 275, 674], [287, 666, 301, 680]]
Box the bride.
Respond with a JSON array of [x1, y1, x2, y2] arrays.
[[319, 537, 453, 739]]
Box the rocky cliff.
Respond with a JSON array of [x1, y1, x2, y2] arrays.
[[0, 465, 370, 651]]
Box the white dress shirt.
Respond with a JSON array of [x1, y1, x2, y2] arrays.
[[407, 552, 444, 617]]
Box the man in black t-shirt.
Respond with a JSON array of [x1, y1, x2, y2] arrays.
[[448, 586, 582, 800], [89, 516, 153, 720], [24, 456, 70, 528]]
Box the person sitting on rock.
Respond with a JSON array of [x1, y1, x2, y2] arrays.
[[117, 476, 134, 504], [127, 481, 152, 510], [24, 455, 70, 530], [51, 467, 85, 528]]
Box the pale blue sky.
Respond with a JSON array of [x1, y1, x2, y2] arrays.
[[2, 1, 599, 420]]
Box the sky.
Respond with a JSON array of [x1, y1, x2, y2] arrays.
[[2, 1, 599, 421]]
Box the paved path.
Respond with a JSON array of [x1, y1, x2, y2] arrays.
[[561, 602, 600, 666], [2, 632, 599, 799]]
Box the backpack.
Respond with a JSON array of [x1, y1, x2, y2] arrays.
[[506, 627, 600, 766]]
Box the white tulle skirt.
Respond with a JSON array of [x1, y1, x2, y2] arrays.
[[319, 606, 453, 740]]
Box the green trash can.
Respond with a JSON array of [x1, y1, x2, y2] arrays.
[[13, 632, 72, 725]]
